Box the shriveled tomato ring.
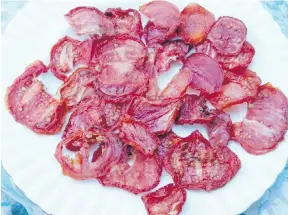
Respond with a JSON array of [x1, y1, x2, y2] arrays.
[[233, 83, 288, 155], [5, 60, 67, 134], [55, 129, 122, 180], [50, 36, 92, 81], [98, 146, 162, 194]]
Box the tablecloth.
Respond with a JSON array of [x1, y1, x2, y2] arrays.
[[1, 1, 288, 214]]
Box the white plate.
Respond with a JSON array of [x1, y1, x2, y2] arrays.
[[2, 0, 288, 215]]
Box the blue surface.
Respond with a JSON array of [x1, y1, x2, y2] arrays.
[[1, 1, 288, 214]]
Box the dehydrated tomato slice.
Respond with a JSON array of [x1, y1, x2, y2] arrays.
[[119, 119, 160, 155], [164, 130, 241, 190], [155, 40, 189, 75], [55, 129, 122, 180], [50, 36, 92, 81], [128, 97, 181, 135], [184, 53, 224, 94], [208, 111, 232, 148], [90, 35, 148, 101], [59, 67, 98, 110], [141, 183, 187, 215], [233, 83, 288, 155], [98, 146, 162, 194], [5, 61, 67, 134], [178, 3, 215, 45], [93, 35, 147, 70], [65, 6, 115, 37], [139, 1, 180, 45], [207, 16, 247, 56], [158, 131, 182, 159], [104, 8, 143, 38], [62, 99, 102, 139], [63, 98, 127, 139], [195, 40, 255, 73], [176, 95, 217, 125], [145, 52, 160, 100], [208, 70, 261, 109], [160, 68, 191, 100]]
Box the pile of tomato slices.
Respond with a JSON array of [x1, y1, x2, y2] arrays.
[[5, 1, 288, 215]]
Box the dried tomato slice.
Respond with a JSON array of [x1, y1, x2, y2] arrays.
[[184, 53, 224, 94], [63, 98, 127, 139], [128, 97, 181, 135], [90, 35, 148, 101], [5, 61, 67, 134], [164, 130, 241, 190], [208, 70, 261, 109], [208, 111, 232, 148], [59, 67, 98, 110], [55, 129, 122, 180], [195, 40, 255, 73], [233, 83, 288, 154], [50, 36, 92, 81], [158, 131, 182, 159], [160, 68, 191, 100], [207, 16, 247, 56], [178, 3, 215, 45], [119, 119, 160, 155], [140, 1, 180, 45], [176, 95, 217, 125], [65, 6, 115, 37], [98, 146, 162, 194], [104, 8, 143, 38], [154, 40, 189, 75], [141, 183, 186, 215]]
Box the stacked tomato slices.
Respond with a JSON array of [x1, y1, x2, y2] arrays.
[[5, 1, 288, 215]]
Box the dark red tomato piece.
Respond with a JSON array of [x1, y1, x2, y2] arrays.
[[158, 131, 182, 160], [5, 61, 67, 134], [128, 97, 181, 135], [178, 3, 215, 45], [207, 16, 247, 56], [63, 98, 127, 139], [164, 130, 241, 190], [141, 183, 187, 215], [155, 40, 189, 75], [176, 95, 217, 125], [59, 67, 99, 110], [208, 70, 261, 110], [184, 53, 224, 94], [55, 129, 123, 180], [104, 8, 143, 38], [195, 40, 255, 73], [208, 111, 232, 148], [90, 35, 148, 101], [119, 119, 160, 155], [98, 146, 162, 194], [145, 52, 161, 100], [139, 1, 180, 45], [233, 83, 288, 155], [62, 99, 103, 139], [65, 6, 115, 37], [50, 36, 92, 81], [160, 68, 191, 100]]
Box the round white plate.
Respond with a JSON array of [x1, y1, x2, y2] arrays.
[[2, 0, 288, 215]]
